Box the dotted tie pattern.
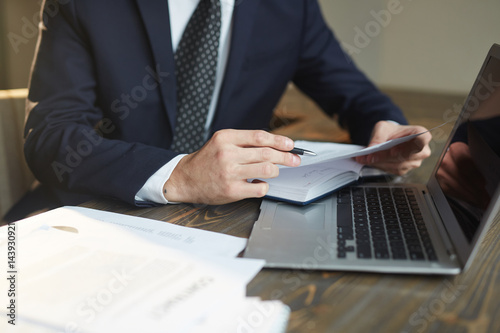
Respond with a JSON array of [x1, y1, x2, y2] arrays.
[[170, 0, 222, 153]]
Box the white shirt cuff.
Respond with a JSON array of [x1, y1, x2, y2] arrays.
[[135, 154, 187, 204]]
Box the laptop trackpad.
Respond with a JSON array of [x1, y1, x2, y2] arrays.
[[271, 203, 326, 230]]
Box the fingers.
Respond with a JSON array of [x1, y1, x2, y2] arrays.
[[357, 122, 432, 175], [240, 147, 301, 167], [211, 129, 300, 167], [365, 148, 428, 175], [215, 180, 271, 202], [357, 140, 431, 166], [369, 159, 424, 176], [212, 129, 294, 151], [368, 121, 427, 145]]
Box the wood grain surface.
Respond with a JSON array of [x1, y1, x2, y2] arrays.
[[80, 197, 500, 333]]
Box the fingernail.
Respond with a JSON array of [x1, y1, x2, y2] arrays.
[[292, 154, 301, 165], [286, 138, 294, 150]]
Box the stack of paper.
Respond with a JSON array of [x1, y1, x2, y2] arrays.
[[0, 207, 290, 332]]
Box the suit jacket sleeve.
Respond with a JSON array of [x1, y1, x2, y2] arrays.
[[292, 0, 408, 145], [24, 1, 177, 206]]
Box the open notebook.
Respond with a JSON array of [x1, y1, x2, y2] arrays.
[[257, 135, 425, 205]]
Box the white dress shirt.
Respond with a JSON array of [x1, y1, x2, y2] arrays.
[[136, 0, 235, 204]]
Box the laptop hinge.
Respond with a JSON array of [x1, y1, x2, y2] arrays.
[[422, 190, 459, 262]]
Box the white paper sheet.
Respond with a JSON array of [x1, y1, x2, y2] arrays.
[[294, 121, 455, 168], [0, 207, 248, 258], [190, 297, 290, 333], [0, 211, 269, 333], [293, 132, 424, 167]]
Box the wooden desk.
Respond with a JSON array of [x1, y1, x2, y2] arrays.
[[81, 197, 500, 333], [80, 87, 499, 333]]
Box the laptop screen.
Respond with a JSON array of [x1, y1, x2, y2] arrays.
[[435, 54, 500, 243]]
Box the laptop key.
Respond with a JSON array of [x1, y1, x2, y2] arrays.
[[357, 249, 372, 259], [392, 251, 408, 260], [337, 204, 353, 228], [390, 240, 405, 248], [410, 251, 425, 260], [356, 238, 370, 245], [338, 232, 354, 241], [373, 241, 388, 249], [337, 233, 348, 240], [375, 250, 390, 259], [337, 196, 351, 204]]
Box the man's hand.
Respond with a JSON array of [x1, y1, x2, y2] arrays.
[[355, 121, 432, 175], [163, 129, 301, 205]]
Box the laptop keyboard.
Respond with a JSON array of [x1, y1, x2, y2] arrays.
[[336, 187, 437, 261]]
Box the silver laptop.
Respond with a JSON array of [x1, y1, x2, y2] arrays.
[[244, 43, 500, 274]]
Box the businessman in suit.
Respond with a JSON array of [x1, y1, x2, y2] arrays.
[[23, 0, 431, 209]]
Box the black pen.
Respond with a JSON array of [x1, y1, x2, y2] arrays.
[[289, 147, 317, 156]]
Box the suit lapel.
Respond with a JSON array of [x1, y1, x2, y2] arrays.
[[212, 0, 262, 130], [135, 0, 177, 133]]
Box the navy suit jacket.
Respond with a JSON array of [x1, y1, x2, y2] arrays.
[[25, 0, 407, 206]]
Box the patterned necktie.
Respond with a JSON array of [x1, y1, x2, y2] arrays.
[[170, 0, 222, 153]]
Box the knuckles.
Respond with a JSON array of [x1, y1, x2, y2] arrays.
[[261, 147, 273, 161], [261, 162, 279, 178], [211, 129, 233, 145], [219, 163, 237, 182], [253, 130, 268, 146], [221, 182, 238, 199], [214, 148, 231, 163]]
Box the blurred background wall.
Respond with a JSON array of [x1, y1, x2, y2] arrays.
[[319, 0, 500, 94], [1, 0, 41, 90], [1, 0, 499, 94]]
